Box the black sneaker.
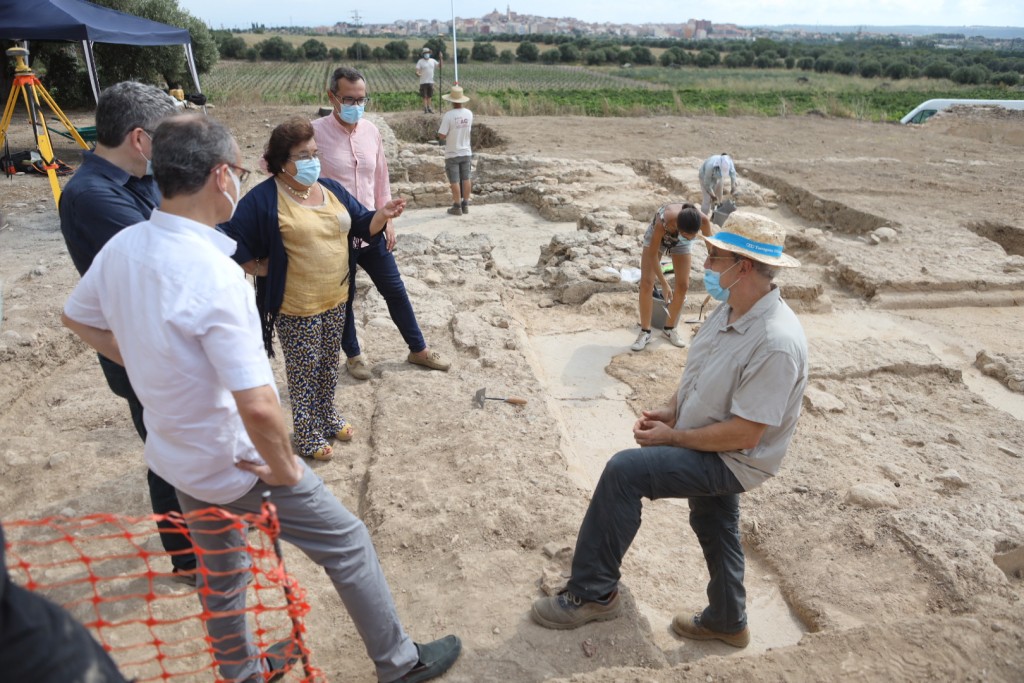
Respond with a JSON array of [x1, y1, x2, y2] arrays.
[[385, 635, 461, 682], [460, 202, 468, 214], [446, 204, 462, 216], [264, 638, 301, 682]]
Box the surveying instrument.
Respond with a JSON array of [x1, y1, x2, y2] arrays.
[[1, 45, 90, 206]]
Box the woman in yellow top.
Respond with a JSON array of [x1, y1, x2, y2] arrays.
[[221, 117, 405, 461], [632, 203, 713, 352]]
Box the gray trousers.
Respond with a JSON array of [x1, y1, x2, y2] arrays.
[[176, 463, 417, 683], [699, 165, 724, 214]]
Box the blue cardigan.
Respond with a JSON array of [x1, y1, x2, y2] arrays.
[[219, 176, 377, 356]]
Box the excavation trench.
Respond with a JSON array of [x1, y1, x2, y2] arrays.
[[402, 202, 809, 661]]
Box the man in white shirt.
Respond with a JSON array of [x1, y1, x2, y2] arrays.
[[437, 85, 473, 216], [62, 114, 461, 683], [415, 47, 440, 113]]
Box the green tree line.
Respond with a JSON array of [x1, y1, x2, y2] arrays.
[[216, 31, 1024, 88], [7, 0, 217, 107]]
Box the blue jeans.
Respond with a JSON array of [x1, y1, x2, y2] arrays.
[[343, 238, 426, 358], [567, 446, 748, 634], [98, 354, 196, 572]]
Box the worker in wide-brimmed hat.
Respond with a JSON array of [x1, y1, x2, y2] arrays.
[[533, 211, 808, 653], [437, 85, 473, 216]]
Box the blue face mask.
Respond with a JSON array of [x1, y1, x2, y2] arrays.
[[290, 158, 321, 186], [338, 103, 364, 125], [703, 260, 741, 302]]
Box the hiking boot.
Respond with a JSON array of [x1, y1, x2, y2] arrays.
[[672, 612, 750, 648], [346, 354, 372, 380], [408, 350, 451, 371], [447, 204, 462, 216], [384, 635, 461, 683], [663, 326, 688, 348], [531, 590, 621, 630], [460, 201, 469, 214], [631, 329, 652, 352]]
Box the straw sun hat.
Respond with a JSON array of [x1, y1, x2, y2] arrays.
[[442, 85, 470, 103], [701, 211, 801, 268]]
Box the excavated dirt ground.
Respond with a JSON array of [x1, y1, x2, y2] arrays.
[[2, 105, 1024, 682]]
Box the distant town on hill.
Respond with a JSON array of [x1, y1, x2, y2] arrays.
[[233, 7, 1024, 42]]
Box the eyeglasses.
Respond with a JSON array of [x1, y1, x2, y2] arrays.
[[337, 96, 371, 106], [227, 164, 251, 184], [288, 151, 320, 161], [706, 251, 739, 267]]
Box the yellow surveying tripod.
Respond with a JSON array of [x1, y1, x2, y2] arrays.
[[1, 46, 89, 206]]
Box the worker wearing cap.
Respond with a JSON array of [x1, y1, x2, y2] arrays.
[[416, 48, 440, 113], [532, 212, 807, 650]]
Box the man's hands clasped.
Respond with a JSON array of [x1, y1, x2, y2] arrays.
[[633, 408, 677, 447]]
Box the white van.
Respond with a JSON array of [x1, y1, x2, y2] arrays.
[[900, 98, 1024, 124]]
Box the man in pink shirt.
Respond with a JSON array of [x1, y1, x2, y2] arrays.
[[312, 66, 451, 379]]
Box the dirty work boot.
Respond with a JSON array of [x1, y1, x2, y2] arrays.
[[662, 326, 688, 348], [446, 203, 462, 216], [531, 589, 621, 630], [383, 635, 461, 682], [672, 612, 750, 648], [460, 200, 469, 214], [631, 329, 652, 352]]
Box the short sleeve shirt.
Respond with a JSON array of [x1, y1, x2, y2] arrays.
[[417, 57, 439, 84], [674, 287, 808, 490], [64, 210, 275, 504]]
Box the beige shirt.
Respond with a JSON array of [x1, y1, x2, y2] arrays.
[[674, 287, 808, 490], [278, 185, 351, 316]]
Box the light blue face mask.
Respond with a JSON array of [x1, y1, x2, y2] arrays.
[[703, 260, 741, 302], [338, 103, 364, 125], [290, 158, 321, 186]]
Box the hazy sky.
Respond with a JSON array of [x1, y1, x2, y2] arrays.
[[176, 0, 1022, 31]]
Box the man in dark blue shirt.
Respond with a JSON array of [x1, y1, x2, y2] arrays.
[[58, 81, 196, 583]]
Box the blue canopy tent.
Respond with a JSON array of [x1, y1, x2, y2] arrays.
[[0, 0, 203, 103]]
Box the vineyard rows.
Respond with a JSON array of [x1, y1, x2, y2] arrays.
[[202, 60, 661, 105]]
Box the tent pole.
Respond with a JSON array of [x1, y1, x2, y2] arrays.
[[82, 40, 100, 103], [183, 43, 206, 114]]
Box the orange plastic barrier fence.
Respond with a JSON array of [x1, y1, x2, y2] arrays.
[[3, 503, 324, 682]]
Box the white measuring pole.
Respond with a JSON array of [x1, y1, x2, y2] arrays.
[[450, 0, 460, 84]]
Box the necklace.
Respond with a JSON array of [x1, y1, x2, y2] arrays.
[[280, 179, 311, 200]]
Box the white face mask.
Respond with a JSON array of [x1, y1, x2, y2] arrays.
[[222, 166, 241, 221], [140, 130, 153, 176]]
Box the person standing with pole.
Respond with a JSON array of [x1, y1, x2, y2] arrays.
[[438, 85, 473, 216], [415, 48, 440, 114]]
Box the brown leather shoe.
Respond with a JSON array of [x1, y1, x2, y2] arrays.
[[346, 354, 372, 380], [672, 612, 750, 648], [408, 350, 450, 371], [531, 590, 621, 630]]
